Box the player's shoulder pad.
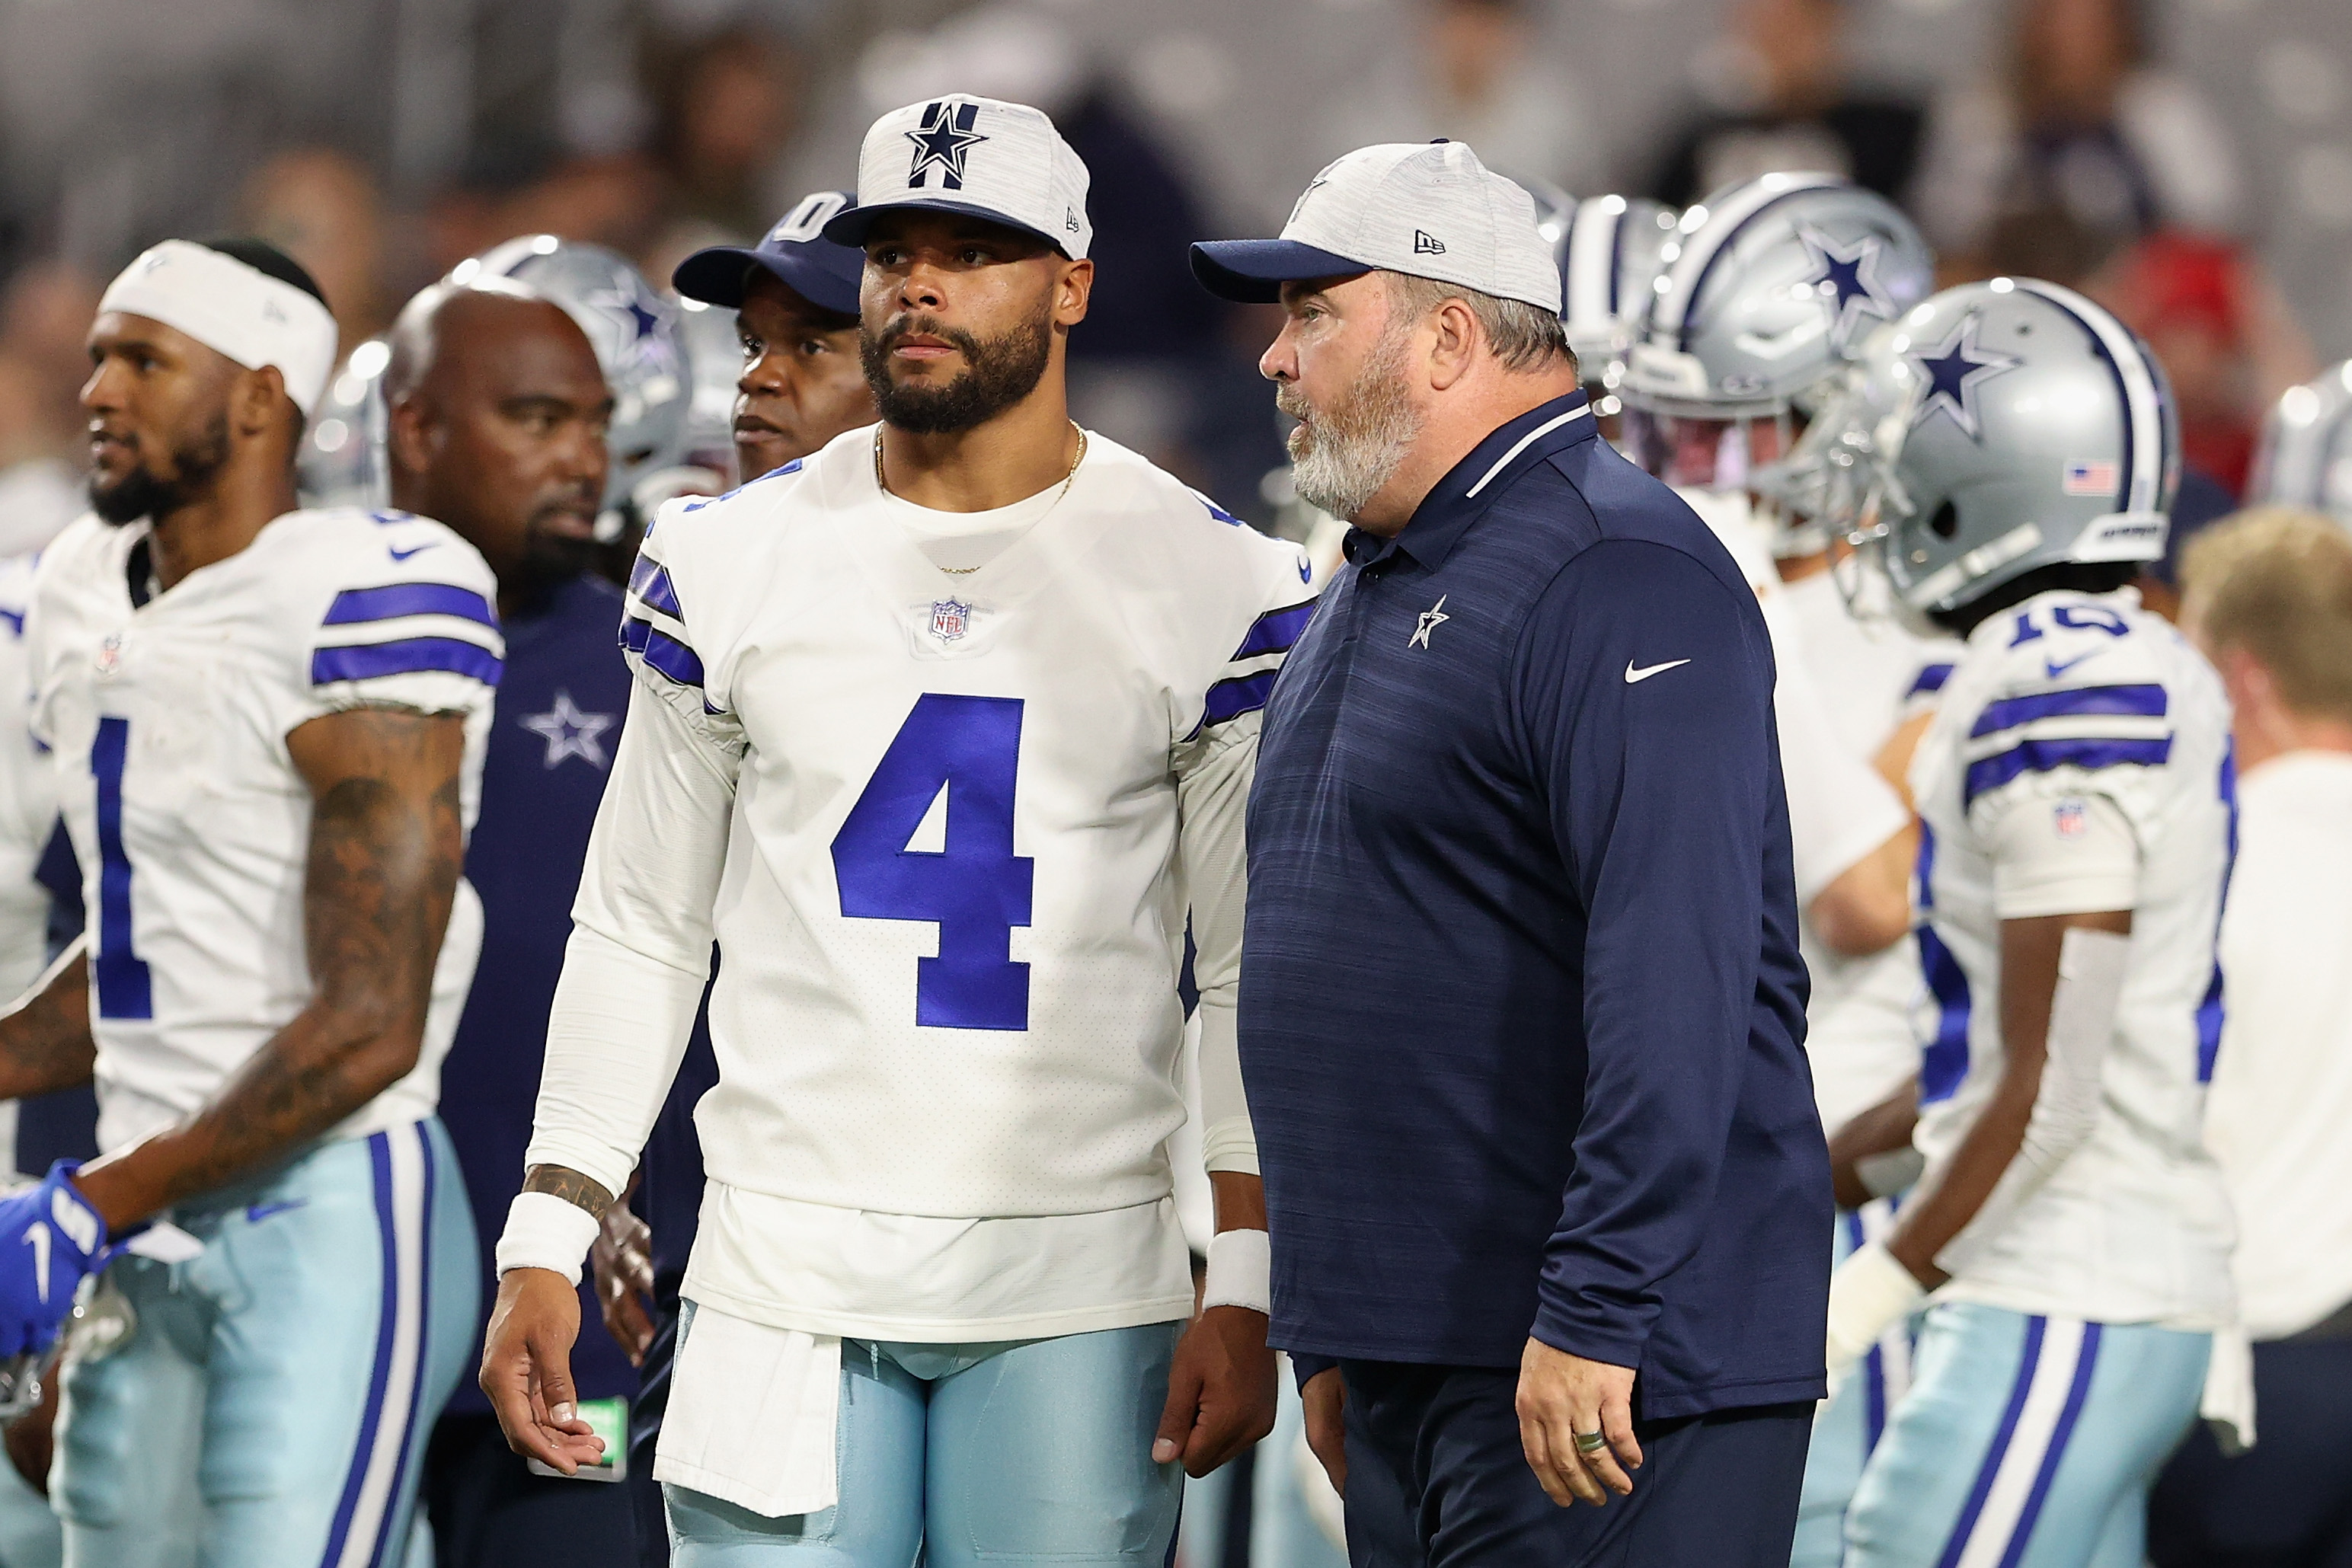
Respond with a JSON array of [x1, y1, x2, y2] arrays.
[[292, 507, 503, 688], [1086, 433, 1314, 589], [640, 440, 830, 566]]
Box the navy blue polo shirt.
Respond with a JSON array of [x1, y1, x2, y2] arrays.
[[439, 572, 640, 1412], [1242, 391, 1828, 1420]]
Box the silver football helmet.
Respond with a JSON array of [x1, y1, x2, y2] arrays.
[[1557, 195, 1676, 406], [1838, 278, 2179, 617], [2248, 360, 2352, 525], [296, 338, 391, 511], [458, 236, 695, 534], [1622, 172, 1933, 421]]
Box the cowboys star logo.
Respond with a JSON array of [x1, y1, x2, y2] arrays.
[[906, 101, 989, 192], [1908, 315, 2022, 442], [1798, 227, 1898, 348]]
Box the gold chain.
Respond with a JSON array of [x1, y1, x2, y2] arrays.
[[874, 423, 1088, 576]]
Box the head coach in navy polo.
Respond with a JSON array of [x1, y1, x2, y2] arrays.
[[1194, 141, 1827, 1565]]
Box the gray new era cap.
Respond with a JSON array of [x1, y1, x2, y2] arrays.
[[1191, 142, 1562, 315], [823, 95, 1092, 260]]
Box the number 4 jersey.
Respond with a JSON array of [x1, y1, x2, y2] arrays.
[[27, 508, 500, 1156], [522, 426, 1313, 1341], [1909, 586, 2235, 1327]]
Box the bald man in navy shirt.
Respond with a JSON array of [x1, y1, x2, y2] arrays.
[[1195, 142, 1826, 1565]]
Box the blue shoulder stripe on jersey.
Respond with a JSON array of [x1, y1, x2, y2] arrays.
[[1200, 669, 1277, 730], [1231, 599, 1317, 662], [1913, 821, 1973, 1105], [1964, 735, 2172, 805], [1970, 682, 2165, 739], [622, 615, 706, 689], [311, 635, 503, 688], [1192, 489, 1244, 527], [322, 582, 497, 630], [676, 456, 803, 515], [1906, 662, 1954, 698], [0, 607, 22, 637], [625, 555, 685, 621]]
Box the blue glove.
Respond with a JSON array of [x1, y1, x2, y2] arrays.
[[0, 1162, 111, 1358]]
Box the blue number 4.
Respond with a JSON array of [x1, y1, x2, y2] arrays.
[[91, 717, 153, 1020], [832, 695, 1034, 1030]]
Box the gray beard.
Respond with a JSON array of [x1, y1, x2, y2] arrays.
[[1277, 332, 1423, 522]]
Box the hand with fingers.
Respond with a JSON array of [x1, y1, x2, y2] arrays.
[[481, 1266, 609, 1476], [1151, 1305, 1278, 1477], [590, 1201, 657, 1367], [1514, 1337, 1642, 1509], [1300, 1365, 1348, 1495]]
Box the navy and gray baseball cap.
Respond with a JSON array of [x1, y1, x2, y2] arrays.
[[821, 95, 1092, 259], [672, 191, 866, 317], [1191, 142, 1562, 315]]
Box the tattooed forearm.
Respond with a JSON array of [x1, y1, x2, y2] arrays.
[[73, 708, 465, 1230], [523, 1164, 617, 1218], [0, 940, 96, 1100]]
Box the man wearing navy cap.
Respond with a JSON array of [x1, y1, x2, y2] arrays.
[[1200, 142, 1826, 1564], [670, 193, 873, 485]]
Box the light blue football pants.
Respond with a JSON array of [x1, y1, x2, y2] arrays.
[[1845, 1301, 2208, 1568], [1793, 1202, 1915, 1568], [53, 1119, 477, 1568], [663, 1305, 1184, 1566]]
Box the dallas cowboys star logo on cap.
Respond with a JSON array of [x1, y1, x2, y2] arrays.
[[906, 101, 989, 192], [1909, 315, 2021, 442], [1800, 228, 1895, 346]]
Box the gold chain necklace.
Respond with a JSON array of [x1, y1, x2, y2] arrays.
[[874, 423, 1088, 575]]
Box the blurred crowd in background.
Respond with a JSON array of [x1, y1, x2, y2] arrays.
[[0, 0, 2346, 538]]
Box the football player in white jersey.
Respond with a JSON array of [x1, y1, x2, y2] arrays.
[[0, 238, 498, 1566], [1820, 279, 2235, 1568], [481, 96, 1301, 1563]]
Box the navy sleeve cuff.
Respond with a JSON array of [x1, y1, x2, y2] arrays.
[[1529, 1295, 1648, 1372], [1289, 1352, 1339, 1390]]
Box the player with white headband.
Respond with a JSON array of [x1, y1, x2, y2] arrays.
[[0, 236, 497, 1565], [481, 95, 1305, 1561]]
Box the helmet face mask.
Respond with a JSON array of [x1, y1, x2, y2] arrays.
[[1816, 279, 2180, 620]]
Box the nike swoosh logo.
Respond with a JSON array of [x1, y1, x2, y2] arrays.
[[2044, 653, 2098, 679], [1625, 658, 1691, 684], [245, 1200, 307, 1224], [388, 542, 439, 562]]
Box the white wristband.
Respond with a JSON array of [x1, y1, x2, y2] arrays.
[[1824, 1240, 1925, 1382], [494, 1190, 603, 1288], [1202, 1228, 1271, 1316]]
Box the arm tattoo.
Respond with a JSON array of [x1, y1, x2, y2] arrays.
[[0, 940, 96, 1100], [524, 1164, 617, 1218], [91, 710, 465, 1220]]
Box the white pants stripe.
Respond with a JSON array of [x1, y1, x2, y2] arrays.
[[323, 1124, 433, 1568], [1941, 1317, 2102, 1568]]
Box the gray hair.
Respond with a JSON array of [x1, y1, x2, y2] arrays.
[[1380, 271, 1575, 376]]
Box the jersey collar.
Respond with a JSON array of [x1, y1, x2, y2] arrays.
[[1344, 390, 1595, 573]]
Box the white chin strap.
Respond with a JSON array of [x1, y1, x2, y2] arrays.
[[98, 241, 339, 420]]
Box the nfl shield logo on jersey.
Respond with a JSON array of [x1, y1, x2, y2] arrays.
[[930, 599, 971, 643]]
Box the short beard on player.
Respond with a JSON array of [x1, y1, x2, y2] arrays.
[[1276, 324, 1424, 522], [89, 413, 232, 527], [861, 306, 1053, 435]]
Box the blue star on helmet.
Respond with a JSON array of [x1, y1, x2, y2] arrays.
[[906, 101, 989, 192], [1908, 315, 2023, 442], [1799, 228, 1894, 347], [586, 285, 663, 343]]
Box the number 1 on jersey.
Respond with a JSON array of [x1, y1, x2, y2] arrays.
[[91, 717, 153, 1020], [832, 695, 1034, 1030]]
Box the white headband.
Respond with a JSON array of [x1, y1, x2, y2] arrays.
[[98, 241, 339, 420]]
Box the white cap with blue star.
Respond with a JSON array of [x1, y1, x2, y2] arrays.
[[1190, 142, 1562, 315], [823, 95, 1092, 260]]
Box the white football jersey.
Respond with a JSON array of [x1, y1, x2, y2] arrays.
[[523, 424, 1312, 1339], [0, 554, 57, 1177], [27, 508, 500, 1155], [1909, 587, 2235, 1326]]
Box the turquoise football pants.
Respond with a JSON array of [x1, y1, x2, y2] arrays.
[[663, 1305, 1184, 1566], [53, 1119, 476, 1568]]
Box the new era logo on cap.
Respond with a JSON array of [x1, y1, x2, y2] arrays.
[[1189, 142, 1563, 315], [826, 94, 1095, 260]]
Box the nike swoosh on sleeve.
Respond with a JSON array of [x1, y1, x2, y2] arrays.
[[388, 542, 439, 563], [1625, 658, 1692, 683]]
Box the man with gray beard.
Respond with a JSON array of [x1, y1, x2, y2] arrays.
[[1194, 143, 1824, 1565]]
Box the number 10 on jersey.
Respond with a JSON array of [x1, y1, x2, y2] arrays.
[[832, 695, 1035, 1031]]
